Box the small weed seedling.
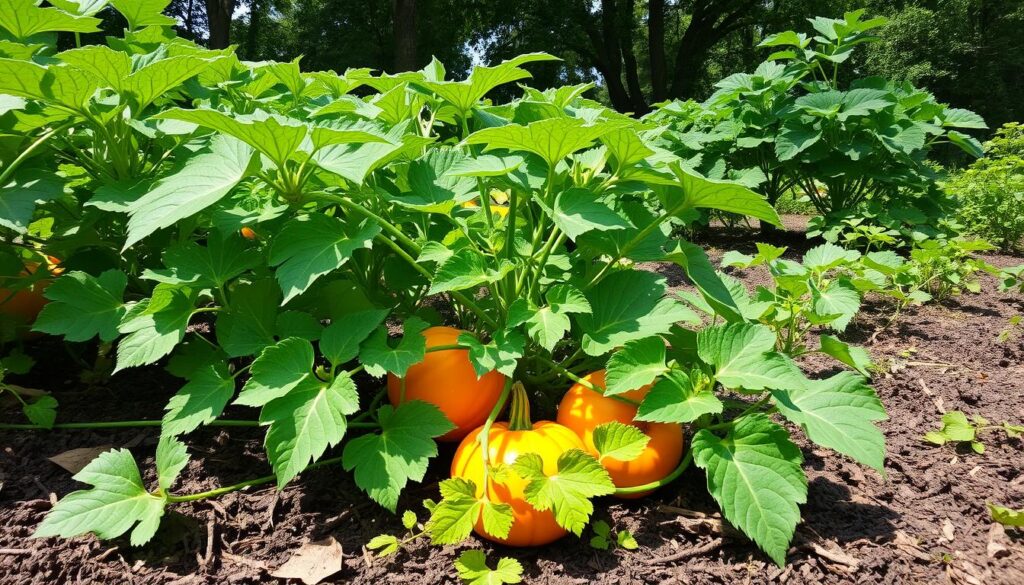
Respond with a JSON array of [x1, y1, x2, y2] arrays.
[[589, 520, 639, 551], [923, 411, 1023, 454]]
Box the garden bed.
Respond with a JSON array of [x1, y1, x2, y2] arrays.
[[2, 218, 1022, 585]]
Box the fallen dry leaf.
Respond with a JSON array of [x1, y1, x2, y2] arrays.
[[808, 541, 860, 570], [987, 523, 1009, 559], [48, 446, 113, 474], [941, 518, 955, 542], [270, 537, 343, 585]]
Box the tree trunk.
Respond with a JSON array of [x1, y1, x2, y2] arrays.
[[648, 0, 667, 103], [392, 0, 418, 71], [619, 0, 648, 113], [204, 0, 234, 49], [245, 0, 262, 59]]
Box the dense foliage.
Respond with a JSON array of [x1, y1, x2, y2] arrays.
[[0, 0, 1009, 572], [948, 123, 1024, 252], [646, 11, 986, 243]]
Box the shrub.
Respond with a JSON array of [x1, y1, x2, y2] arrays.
[[647, 10, 986, 245], [948, 123, 1024, 252]]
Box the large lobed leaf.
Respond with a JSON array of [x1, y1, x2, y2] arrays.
[[691, 414, 807, 566]]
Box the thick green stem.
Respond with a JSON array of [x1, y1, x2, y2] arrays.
[[533, 354, 641, 408], [478, 378, 514, 494], [166, 455, 345, 502], [613, 450, 692, 495], [506, 381, 532, 431], [319, 193, 498, 328], [0, 121, 76, 189], [584, 201, 687, 290]]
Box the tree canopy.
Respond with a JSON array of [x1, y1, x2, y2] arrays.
[[162, 0, 1022, 130]]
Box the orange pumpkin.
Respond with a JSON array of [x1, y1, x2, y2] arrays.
[[451, 382, 585, 546], [240, 226, 258, 240], [387, 326, 505, 441], [0, 256, 62, 336], [557, 370, 684, 498]]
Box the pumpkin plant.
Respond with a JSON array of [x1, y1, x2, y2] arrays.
[[649, 10, 986, 247], [1, 0, 890, 569]]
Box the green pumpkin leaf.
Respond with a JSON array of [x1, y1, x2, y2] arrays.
[[143, 231, 258, 289], [818, 335, 872, 376], [512, 449, 615, 536], [636, 369, 723, 423], [342, 401, 454, 511], [34, 270, 127, 342], [697, 323, 807, 392], [664, 242, 744, 322], [0, 168, 65, 234], [552, 188, 632, 241], [464, 117, 626, 168], [125, 54, 211, 110], [33, 448, 167, 546], [592, 421, 650, 462], [115, 285, 196, 372], [108, 0, 176, 30], [50, 0, 111, 17], [454, 550, 524, 585], [153, 108, 307, 169], [605, 337, 667, 396], [162, 361, 235, 437], [155, 435, 189, 492], [457, 329, 523, 378], [235, 337, 316, 407], [415, 52, 557, 112], [428, 247, 512, 295], [215, 279, 280, 358], [269, 216, 379, 303], [58, 45, 131, 90], [810, 279, 860, 331], [667, 163, 781, 227], [23, 395, 58, 429], [772, 371, 887, 472], [262, 371, 360, 487], [359, 317, 429, 378], [942, 108, 987, 130], [802, 243, 860, 272], [0, 0, 101, 40], [275, 311, 322, 342], [691, 414, 807, 566], [396, 147, 477, 213], [577, 270, 697, 356], [320, 309, 389, 367], [124, 135, 256, 250]]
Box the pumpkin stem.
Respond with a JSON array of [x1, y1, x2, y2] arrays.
[[506, 381, 533, 431]]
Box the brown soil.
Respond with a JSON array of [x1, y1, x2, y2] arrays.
[[2, 216, 1023, 584]]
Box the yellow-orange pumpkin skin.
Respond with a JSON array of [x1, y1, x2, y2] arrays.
[[387, 326, 505, 441], [557, 370, 684, 498], [0, 257, 62, 338], [451, 420, 585, 546]]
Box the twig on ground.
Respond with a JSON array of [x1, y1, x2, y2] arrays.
[[0, 548, 31, 555], [645, 538, 724, 564]]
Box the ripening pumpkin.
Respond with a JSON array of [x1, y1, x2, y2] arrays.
[[0, 256, 62, 337], [556, 370, 684, 498], [387, 326, 505, 441], [240, 226, 258, 240], [451, 382, 585, 546]]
